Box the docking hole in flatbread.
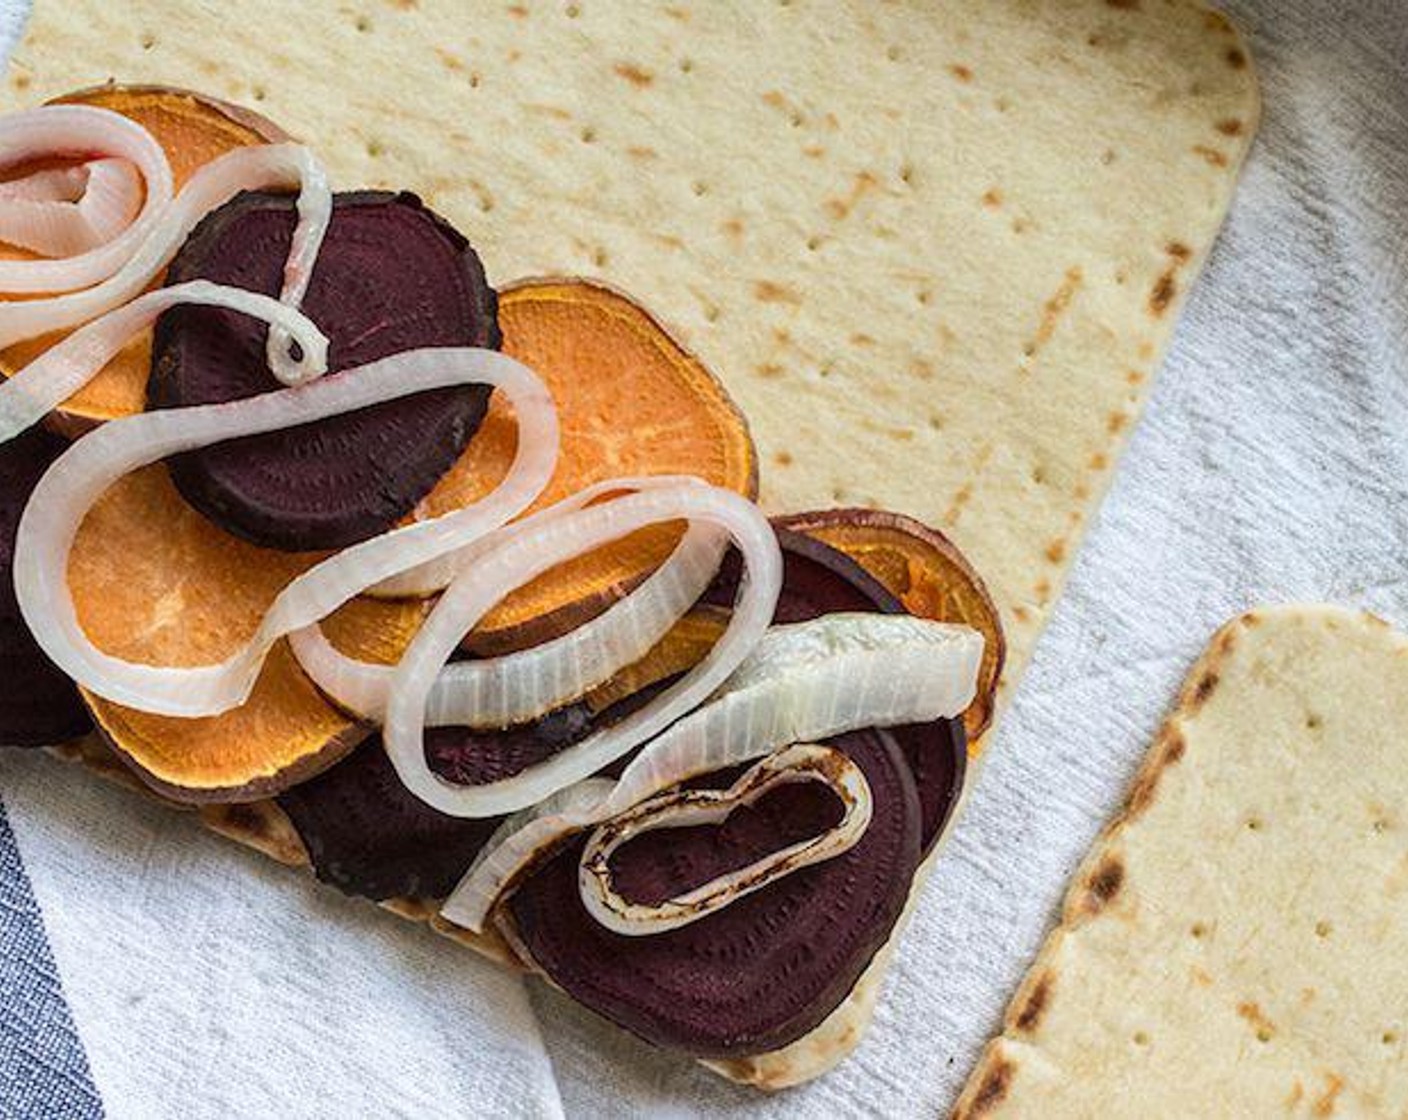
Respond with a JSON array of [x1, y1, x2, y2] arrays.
[[955, 606, 1408, 1118], [3, 0, 1258, 1089]]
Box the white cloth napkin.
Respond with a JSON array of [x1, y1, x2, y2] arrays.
[[1, 0, 1404, 1116]]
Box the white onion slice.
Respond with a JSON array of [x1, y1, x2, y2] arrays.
[[14, 347, 557, 717], [0, 279, 328, 445], [0, 142, 330, 387], [0, 158, 142, 258], [0, 105, 173, 293], [577, 744, 872, 936], [290, 478, 727, 726], [380, 484, 782, 819], [441, 612, 984, 933]]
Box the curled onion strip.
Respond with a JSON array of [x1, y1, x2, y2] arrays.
[[0, 141, 330, 387], [441, 612, 984, 933], [14, 347, 557, 717], [0, 105, 173, 293], [290, 477, 727, 727], [577, 744, 872, 936], [0, 279, 329, 445], [0, 158, 142, 258], [380, 484, 783, 819]]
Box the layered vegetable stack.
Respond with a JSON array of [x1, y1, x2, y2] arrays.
[[0, 86, 1003, 1072]]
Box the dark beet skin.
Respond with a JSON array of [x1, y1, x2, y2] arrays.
[[276, 733, 499, 903], [708, 527, 966, 853], [508, 728, 921, 1058], [149, 189, 500, 551], [0, 428, 93, 747]]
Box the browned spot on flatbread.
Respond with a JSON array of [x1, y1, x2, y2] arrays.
[[1013, 972, 1053, 1034], [1165, 240, 1192, 261], [613, 62, 654, 88], [773, 450, 793, 467], [756, 362, 785, 379], [1227, 47, 1249, 70], [627, 145, 658, 160], [1313, 1073, 1345, 1117], [11, 73, 30, 91], [1043, 538, 1066, 564], [1088, 451, 1109, 471], [653, 233, 684, 251], [1023, 267, 1083, 359], [1126, 369, 1145, 386], [665, 5, 689, 20], [1034, 577, 1052, 602], [721, 217, 745, 239], [434, 47, 464, 71], [1149, 269, 1177, 316], [1190, 965, 1213, 987], [802, 144, 826, 159], [949, 63, 974, 82], [958, 1056, 1016, 1118], [1012, 605, 1032, 624], [1107, 411, 1129, 436], [1193, 144, 1229, 168], [754, 280, 801, 305], [1204, 10, 1234, 33], [1238, 1000, 1277, 1041], [1216, 118, 1245, 137], [1083, 855, 1125, 913], [943, 483, 974, 527], [850, 332, 875, 347], [825, 171, 879, 220], [1287, 1080, 1306, 1108], [1190, 669, 1220, 711], [387, 0, 417, 9], [506, 2, 527, 16], [1126, 728, 1187, 820], [982, 188, 1002, 208]]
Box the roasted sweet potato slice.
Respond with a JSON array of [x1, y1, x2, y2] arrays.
[[776, 508, 1005, 747], [75, 467, 427, 801], [0, 84, 285, 431], [429, 280, 758, 654]]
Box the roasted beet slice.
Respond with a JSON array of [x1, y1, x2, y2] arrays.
[[709, 527, 966, 852], [0, 428, 92, 746], [276, 734, 499, 903], [149, 189, 500, 551], [507, 727, 921, 1058]]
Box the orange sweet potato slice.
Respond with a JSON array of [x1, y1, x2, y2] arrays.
[[75, 467, 426, 802], [776, 509, 1005, 749], [420, 280, 757, 654], [0, 84, 285, 431]]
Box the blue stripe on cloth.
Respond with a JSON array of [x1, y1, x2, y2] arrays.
[[0, 793, 103, 1119]]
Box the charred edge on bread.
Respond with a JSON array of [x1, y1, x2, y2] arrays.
[[1083, 855, 1126, 914], [1125, 727, 1187, 821], [1012, 972, 1053, 1035], [958, 1055, 1016, 1118]]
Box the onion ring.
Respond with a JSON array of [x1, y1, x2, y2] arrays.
[[379, 483, 783, 819], [0, 140, 330, 388], [0, 158, 142, 258], [289, 477, 728, 727], [0, 105, 173, 293], [0, 279, 329, 445], [577, 744, 872, 936], [441, 612, 984, 933], [14, 346, 557, 717]]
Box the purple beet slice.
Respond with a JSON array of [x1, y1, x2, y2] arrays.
[[276, 732, 500, 903], [707, 527, 966, 852], [149, 189, 500, 551], [507, 727, 921, 1058], [0, 427, 93, 747]]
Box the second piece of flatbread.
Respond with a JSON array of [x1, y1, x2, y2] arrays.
[[954, 605, 1408, 1118]]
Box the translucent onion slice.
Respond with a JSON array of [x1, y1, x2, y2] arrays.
[[0, 279, 329, 445], [0, 104, 174, 293], [14, 346, 557, 717], [0, 141, 330, 387], [577, 744, 872, 936], [0, 158, 143, 258], [380, 484, 783, 819], [289, 478, 728, 727], [440, 612, 984, 933]]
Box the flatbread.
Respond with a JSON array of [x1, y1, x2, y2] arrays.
[[4, 0, 1258, 1088], [954, 606, 1408, 1117]]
